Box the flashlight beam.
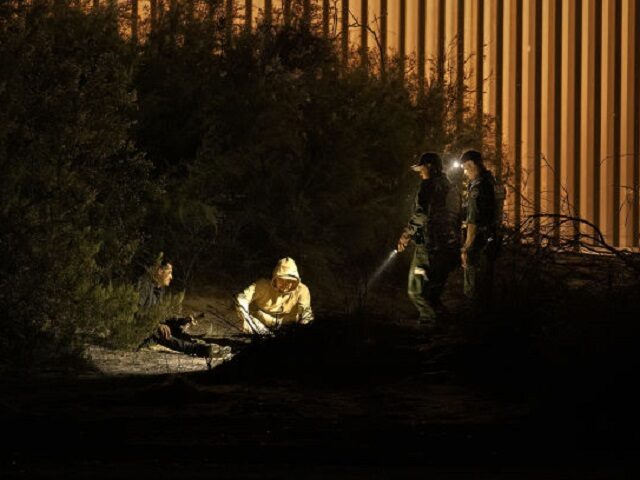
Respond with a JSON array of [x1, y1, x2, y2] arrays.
[[365, 250, 398, 291]]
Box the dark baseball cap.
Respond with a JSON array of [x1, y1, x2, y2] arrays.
[[410, 152, 442, 171]]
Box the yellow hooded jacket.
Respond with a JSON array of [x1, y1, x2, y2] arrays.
[[236, 257, 313, 331]]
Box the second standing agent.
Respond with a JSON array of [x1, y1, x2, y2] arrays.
[[460, 149, 498, 312]]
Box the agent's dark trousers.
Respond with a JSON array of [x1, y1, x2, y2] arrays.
[[408, 244, 457, 324], [463, 247, 495, 313]]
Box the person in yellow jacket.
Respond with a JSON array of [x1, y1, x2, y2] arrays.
[[235, 257, 314, 334]]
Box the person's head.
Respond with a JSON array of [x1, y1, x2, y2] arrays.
[[271, 257, 301, 294], [273, 276, 299, 294], [411, 152, 442, 180], [154, 262, 173, 288], [460, 149, 484, 181]]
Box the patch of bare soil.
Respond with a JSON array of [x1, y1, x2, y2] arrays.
[[85, 343, 232, 376], [81, 288, 244, 377]]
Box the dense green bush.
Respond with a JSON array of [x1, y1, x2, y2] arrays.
[[0, 2, 155, 363]]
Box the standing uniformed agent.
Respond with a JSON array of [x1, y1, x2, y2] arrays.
[[460, 150, 498, 311], [397, 152, 461, 328]]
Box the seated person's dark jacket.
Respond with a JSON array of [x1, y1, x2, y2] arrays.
[[138, 275, 163, 309]]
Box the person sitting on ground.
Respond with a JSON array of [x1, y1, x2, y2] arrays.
[[137, 260, 213, 357], [235, 257, 314, 335]]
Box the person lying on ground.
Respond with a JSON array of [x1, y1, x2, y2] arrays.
[[235, 257, 314, 335], [137, 261, 214, 357]]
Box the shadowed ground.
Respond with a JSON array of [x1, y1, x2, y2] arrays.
[[1, 255, 639, 478]]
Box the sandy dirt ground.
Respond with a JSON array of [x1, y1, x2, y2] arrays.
[[83, 288, 246, 376]]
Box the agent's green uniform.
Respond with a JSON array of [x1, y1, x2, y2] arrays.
[[404, 173, 460, 325], [464, 170, 497, 307]]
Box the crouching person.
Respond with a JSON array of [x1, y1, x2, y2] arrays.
[[138, 261, 213, 357], [235, 257, 314, 335]]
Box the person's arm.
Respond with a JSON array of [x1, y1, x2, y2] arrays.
[[297, 285, 314, 324], [236, 283, 263, 333], [163, 314, 196, 329], [235, 283, 256, 319], [399, 183, 431, 251], [463, 223, 477, 252], [461, 186, 479, 267], [254, 310, 279, 328], [157, 324, 172, 339], [461, 223, 476, 268]]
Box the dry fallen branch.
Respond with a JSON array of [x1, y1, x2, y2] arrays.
[[507, 213, 640, 276]]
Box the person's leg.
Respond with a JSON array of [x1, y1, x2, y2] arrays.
[[424, 249, 457, 309], [407, 245, 436, 324], [154, 334, 213, 357], [464, 249, 491, 313], [478, 255, 495, 313], [156, 322, 213, 356]]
